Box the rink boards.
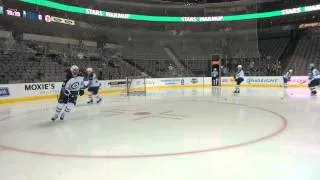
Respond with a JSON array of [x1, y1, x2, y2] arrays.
[[220, 76, 308, 88], [0, 76, 308, 104]]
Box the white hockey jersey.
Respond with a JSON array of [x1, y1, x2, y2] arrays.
[[212, 70, 219, 78], [235, 70, 244, 79], [283, 71, 292, 79], [309, 68, 320, 80], [88, 73, 100, 88], [64, 76, 85, 93]]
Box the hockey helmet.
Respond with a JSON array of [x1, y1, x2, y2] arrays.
[[309, 63, 315, 69], [70, 65, 79, 76], [86, 67, 93, 74]]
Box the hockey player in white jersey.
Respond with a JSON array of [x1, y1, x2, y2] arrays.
[[86, 68, 102, 104], [212, 68, 219, 86], [308, 63, 320, 96], [51, 65, 85, 121], [233, 65, 244, 94], [283, 69, 293, 88]]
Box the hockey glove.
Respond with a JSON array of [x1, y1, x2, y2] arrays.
[[79, 90, 84, 96], [63, 89, 71, 96]]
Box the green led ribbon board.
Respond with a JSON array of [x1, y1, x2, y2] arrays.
[[18, 0, 320, 22]]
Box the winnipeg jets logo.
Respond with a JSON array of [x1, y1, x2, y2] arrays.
[[71, 82, 80, 90]]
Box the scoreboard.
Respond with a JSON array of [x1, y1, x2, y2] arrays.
[[1, 5, 74, 26], [5, 8, 22, 17], [4, 7, 43, 21], [23, 11, 43, 21]]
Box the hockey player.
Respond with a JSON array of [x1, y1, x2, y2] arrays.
[[86, 67, 102, 104], [283, 69, 293, 88], [51, 65, 85, 121], [308, 63, 320, 96], [212, 68, 219, 86], [233, 65, 244, 94]]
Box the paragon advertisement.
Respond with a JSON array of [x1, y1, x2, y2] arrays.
[[221, 76, 308, 87], [221, 76, 282, 87]]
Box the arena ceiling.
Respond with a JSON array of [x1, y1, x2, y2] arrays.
[[48, 0, 279, 8]]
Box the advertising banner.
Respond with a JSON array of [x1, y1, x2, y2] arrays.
[[0, 82, 62, 103], [5, 8, 22, 17], [101, 79, 126, 92], [221, 76, 282, 87], [44, 15, 75, 25], [221, 76, 309, 87], [24, 82, 61, 96], [1, 76, 309, 104], [287, 76, 308, 87], [299, 22, 320, 29], [0, 87, 10, 97]]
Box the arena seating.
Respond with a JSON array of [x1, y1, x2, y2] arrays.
[[0, 30, 316, 84], [259, 38, 290, 61], [0, 35, 142, 84], [288, 36, 320, 75]]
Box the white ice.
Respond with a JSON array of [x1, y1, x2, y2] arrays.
[[1, 87, 320, 180]]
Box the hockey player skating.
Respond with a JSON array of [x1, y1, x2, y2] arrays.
[[308, 63, 320, 96], [212, 68, 219, 86], [283, 69, 293, 88], [51, 65, 85, 121], [86, 68, 102, 104], [233, 65, 244, 94]]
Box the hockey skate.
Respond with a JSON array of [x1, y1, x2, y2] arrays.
[[311, 91, 317, 96], [87, 99, 93, 104], [60, 113, 65, 120], [51, 114, 58, 122], [233, 89, 240, 94]]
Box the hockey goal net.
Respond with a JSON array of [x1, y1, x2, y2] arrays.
[[125, 76, 147, 96]]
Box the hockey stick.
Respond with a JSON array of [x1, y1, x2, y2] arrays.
[[299, 80, 308, 84]]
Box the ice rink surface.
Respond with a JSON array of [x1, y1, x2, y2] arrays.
[[1, 87, 320, 180]]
